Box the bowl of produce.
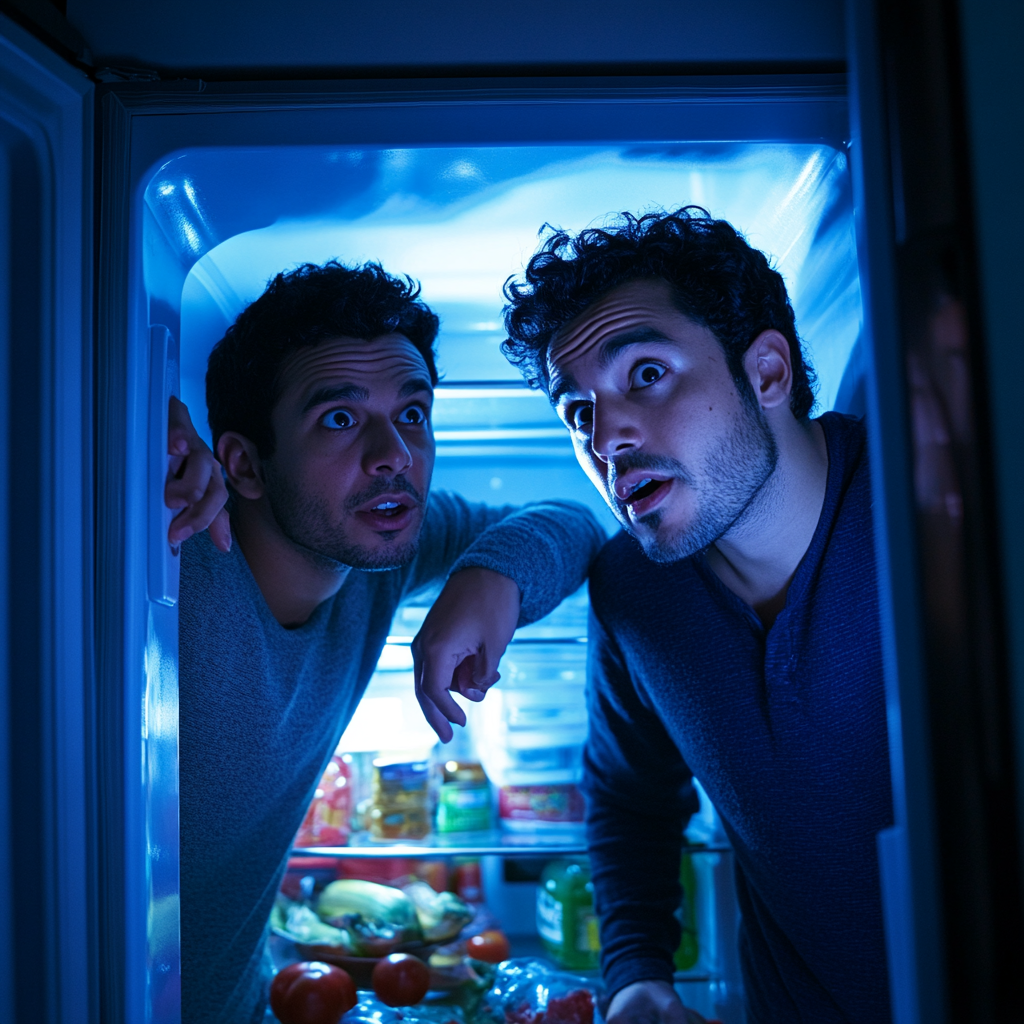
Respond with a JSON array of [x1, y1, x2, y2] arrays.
[[272, 879, 476, 988]]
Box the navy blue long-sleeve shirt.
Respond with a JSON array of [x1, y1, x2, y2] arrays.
[[583, 413, 893, 1024]]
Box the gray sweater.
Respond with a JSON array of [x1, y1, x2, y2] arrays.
[[178, 491, 605, 1024]]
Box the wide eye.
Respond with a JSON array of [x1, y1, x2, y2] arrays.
[[397, 404, 428, 426], [568, 403, 594, 432], [320, 408, 355, 430], [630, 361, 665, 389]]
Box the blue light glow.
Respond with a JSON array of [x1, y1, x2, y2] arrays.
[[144, 143, 863, 531], [174, 144, 861, 442]]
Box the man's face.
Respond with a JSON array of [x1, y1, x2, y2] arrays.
[[548, 279, 778, 563], [262, 334, 435, 571]]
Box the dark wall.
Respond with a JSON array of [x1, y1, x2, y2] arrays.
[[65, 0, 845, 76]]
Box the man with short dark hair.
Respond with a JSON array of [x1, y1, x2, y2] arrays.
[[497, 208, 893, 1023], [174, 260, 605, 1024]]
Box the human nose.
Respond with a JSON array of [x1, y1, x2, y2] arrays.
[[590, 399, 642, 464], [361, 415, 414, 476]]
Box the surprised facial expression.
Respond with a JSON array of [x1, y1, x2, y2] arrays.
[[547, 279, 778, 562], [263, 334, 435, 571]]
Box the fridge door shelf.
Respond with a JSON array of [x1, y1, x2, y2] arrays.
[[292, 835, 731, 859]]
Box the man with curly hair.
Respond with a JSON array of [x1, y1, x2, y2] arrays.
[[500, 208, 892, 1023], [174, 260, 605, 1024]]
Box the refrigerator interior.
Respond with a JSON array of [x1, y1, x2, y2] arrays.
[[145, 140, 864, 1023]]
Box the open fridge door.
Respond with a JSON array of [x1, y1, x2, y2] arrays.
[[0, 13, 94, 1024]]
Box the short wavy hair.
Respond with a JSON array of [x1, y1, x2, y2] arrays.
[[207, 260, 439, 458], [502, 206, 816, 419]]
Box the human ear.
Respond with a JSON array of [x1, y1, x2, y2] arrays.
[[743, 330, 793, 410], [216, 431, 266, 500]]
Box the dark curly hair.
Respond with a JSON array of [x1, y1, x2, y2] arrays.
[[207, 260, 439, 458], [502, 206, 816, 419]]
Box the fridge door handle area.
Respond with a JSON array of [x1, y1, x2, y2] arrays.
[[149, 324, 181, 606]]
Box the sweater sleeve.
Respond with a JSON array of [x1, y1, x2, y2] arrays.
[[582, 602, 700, 1000], [403, 491, 606, 626]]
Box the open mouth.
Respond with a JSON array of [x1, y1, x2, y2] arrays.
[[614, 473, 674, 519], [354, 493, 419, 530], [368, 500, 407, 518], [622, 477, 668, 506]]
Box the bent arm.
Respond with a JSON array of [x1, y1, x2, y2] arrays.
[[583, 606, 699, 1000], [406, 492, 605, 739], [405, 491, 606, 624]]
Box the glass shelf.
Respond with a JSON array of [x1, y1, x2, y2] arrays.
[[292, 832, 731, 859], [383, 634, 588, 646]]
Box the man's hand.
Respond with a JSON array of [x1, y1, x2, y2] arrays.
[[606, 981, 706, 1024], [165, 395, 231, 552], [411, 567, 521, 742]]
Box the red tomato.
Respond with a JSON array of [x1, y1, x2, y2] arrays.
[[466, 929, 511, 964], [371, 952, 431, 1006], [270, 961, 356, 1024]]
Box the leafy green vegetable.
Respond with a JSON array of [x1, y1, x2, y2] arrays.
[[403, 881, 474, 942], [272, 898, 354, 949]]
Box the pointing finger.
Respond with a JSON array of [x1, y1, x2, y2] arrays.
[[413, 642, 469, 738], [419, 694, 455, 743], [418, 644, 471, 728], [413, 673, 455, 743]]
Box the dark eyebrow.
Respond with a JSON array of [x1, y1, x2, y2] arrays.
[[598, 327, 674, 368], [302, 384, 369, 413], [549, 371, 581, 406], [399, 377, 433, 398], [548, 327, 672, 405]]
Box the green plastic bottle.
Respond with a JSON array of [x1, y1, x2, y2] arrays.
[[673, 852, 700, 971], [536, 859, 600, 970]]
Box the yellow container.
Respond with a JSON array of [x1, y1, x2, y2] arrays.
[[369, 759, 430, 840]]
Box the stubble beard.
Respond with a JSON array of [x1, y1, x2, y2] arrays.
[[263, 465, 426, 572], [616, 402, 779, 565]]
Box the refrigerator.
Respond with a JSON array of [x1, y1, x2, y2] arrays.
[[1, 2, 1021, 1022], [161, 133, 862, 1024]]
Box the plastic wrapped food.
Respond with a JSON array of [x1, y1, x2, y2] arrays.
[[340, 992, 467, 1024], [481, 959, 602, 1024]]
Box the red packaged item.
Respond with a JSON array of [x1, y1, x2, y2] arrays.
[[294, 754, 353, 848], [506, 990, 595, 1024], [452, 858, 483, 902], [337, 857, 449, 892], [498, 785, 585, 827]]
